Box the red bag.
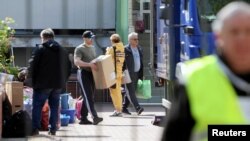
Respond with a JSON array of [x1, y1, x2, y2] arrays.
[[41, 101, 61, 131], [75, 96, 83, 120], [41, 101, 49, 131]]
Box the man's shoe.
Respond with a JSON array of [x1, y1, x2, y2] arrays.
[[93, 117, 103, 125], [122, 109, 131, 115], [32, 129, 39, 136], [79, 119, 93, 125], [110, 111, 123, 117], [48, 130, 56, 136], [136, 107, 144, 115]]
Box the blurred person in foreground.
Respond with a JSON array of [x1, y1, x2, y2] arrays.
[[162, 2, 250, 141], [28, 28, 71, 136], [106, 34, 125, 116]]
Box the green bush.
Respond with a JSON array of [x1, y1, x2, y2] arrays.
[[0, 17, 19, 79], [209, 0, 250, 14]]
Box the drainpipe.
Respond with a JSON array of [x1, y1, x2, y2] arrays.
[[128, 0, 134, 33], [116, 0, 129, 44], [167, 0, 181, 101]]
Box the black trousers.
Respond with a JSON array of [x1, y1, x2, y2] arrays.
[[77, 69, 98, 120], [122, 71, 140, 110]]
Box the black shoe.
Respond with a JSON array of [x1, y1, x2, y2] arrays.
[[48, 130, 56, 136], [32, 129, 39, 136], [122, 108, 132, 115], [136, 107, 144, 115], [93, 117, 103, 125], [79, 119, 93, 125]]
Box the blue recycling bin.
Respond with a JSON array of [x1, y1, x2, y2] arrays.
[[60, 93, 70, 109], [60, 115, 70, 126], [61, 109, 76, 123]]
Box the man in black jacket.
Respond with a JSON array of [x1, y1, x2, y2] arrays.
[[28, 28, 71, 136], [122, 32, 144, 115]]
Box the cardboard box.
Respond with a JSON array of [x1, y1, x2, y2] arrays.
[[92, 55, 116, 89], [5, 81, 24, 114]]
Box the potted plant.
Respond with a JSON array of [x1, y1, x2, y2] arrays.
[[0, 17, 19, 80]]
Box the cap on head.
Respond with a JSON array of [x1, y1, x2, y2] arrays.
[[82, 31, 95, 38]]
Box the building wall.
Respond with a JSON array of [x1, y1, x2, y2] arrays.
[[0, 0, 116, 29], [0, 0, 122, 103], [13, 35, 110, 67]]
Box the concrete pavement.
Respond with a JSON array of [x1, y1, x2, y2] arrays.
[[2, 103, 165, 141]]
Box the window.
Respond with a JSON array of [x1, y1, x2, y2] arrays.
[[143, 2, 150, 10], [143, 13, 150, 30], [197, 0, 250, 32], [197, 0, 216, 32], [184, 0, 189, 10], [140, 0, 151, 32]]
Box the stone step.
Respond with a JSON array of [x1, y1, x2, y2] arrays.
[[138, 96, 163, 104]]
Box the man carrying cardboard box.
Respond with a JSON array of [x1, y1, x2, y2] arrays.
[[74, 31, 103, 125]]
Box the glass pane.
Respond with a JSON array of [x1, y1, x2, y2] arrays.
[[184, 0, 189, 10], [197, 0, 250, 32], [143, 13, 150, 30], [143, 2, 150, 10], [208, 0, 250, 14]]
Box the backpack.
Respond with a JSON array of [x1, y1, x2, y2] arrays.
[[110, 46, 127, 88], [2, 110, 32, 138], [2, 94, 12, 124]]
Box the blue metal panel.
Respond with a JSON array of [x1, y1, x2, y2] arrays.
[[180, 0, 216, 60]]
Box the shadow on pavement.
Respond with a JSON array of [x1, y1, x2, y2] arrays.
[[98, 124, 145, 127], [122, 116, 153, 119], [55, 135, 110, 138]]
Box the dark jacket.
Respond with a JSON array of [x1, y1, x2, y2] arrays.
[[28, 40, 71, 89], [124, 44, 143, 79]]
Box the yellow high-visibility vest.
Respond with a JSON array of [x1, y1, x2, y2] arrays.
[[183, 55, 247, 141]]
